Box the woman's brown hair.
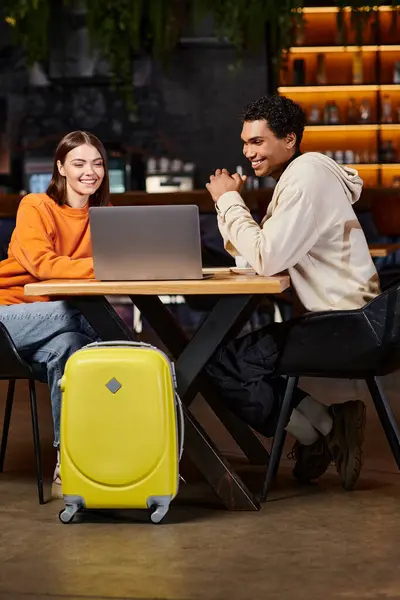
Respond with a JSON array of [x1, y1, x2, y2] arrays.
[[47, 131, 109, 206]]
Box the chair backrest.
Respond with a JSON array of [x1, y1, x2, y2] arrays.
[[0, 218, 16, 261], [363, 281, 400, 374], [277, 281, 400, 378], [0, 322, 33, 379]]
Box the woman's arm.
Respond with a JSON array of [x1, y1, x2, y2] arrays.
[[10, 202, 94, 280]]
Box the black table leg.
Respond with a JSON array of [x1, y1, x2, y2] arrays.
[[131, 294, 270, 466], [70, 296, 136, 341], [71, 295, 260, 511], [182, 405, 259, 510]]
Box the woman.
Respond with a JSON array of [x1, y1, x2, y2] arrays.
[[0, 130, 109, 498]]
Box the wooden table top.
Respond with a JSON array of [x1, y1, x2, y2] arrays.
[[369, 243, 400, 258], [24, 268, 290, 297]]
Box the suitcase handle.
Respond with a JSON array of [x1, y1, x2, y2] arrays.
[[84, 340, 154, 349], [175, 392, 185, 462]]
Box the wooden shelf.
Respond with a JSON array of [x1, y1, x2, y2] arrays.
[[278, 85, 379, 93], [304, 124, 379, 132], [0, 190, 271, 217], [289, 45, 379, 54], [1, 188, 399, 221], [304, 125, 400, 133], [301, 6, 342, 13], [380, 85, 400, 92], [381, 124, 400, 131], [279, 4, 400, 185], [346, 164, 400, 169], [289, 45, 400, 54], [348, 164, 380, 169], [301, 5, 394, 14]]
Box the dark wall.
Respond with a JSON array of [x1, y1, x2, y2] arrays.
[[154, 46, 267, 186], [0, 17, 267, 188]]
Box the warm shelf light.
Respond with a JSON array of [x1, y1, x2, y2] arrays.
[[297, 163, 399, 170], [305, 124, 379, 132], [301, 6, 393, 14], [301, 6, 341, 13], [380, 85, 400, 92], [346, 164, 380, 169], [380, 46, 400, 52], [278, 85, 379, 93], [304, 125, 400, 133], [288, 45, 379, 54]]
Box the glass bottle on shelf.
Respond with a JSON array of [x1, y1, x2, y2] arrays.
[[336, 150, 344, 164], [359, 99, 371, 123], [379, 141, 387, 163], [352, 51, 363, 85], [293, 59, 306, 86], [360, 150, 370, 164], [335, 18, 347, 45], [394, 61, 400, 84], [381, 95, 393, 124], [294, 18, 305, 46], [347, 98, 358, 124], [386, 141, 396, 163], [344, 150, 355, 164], [307, 104, 321, 124], [330, 101, 340, 124], [316, 54, 326, 85], [323, 102, 331, 124], [393, 176, 400, 188], [396, 102, 400, 124], [370, 150, 377, 164]]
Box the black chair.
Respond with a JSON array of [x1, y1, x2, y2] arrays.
[[0, 323, 44, 504], [261, 282, 400, 502], [379, 267, 400, 292]]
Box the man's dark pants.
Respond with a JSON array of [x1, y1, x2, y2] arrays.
[[207, 322, 308, 437]]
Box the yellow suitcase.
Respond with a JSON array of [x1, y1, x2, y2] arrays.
[[58, 341, 183, 524]]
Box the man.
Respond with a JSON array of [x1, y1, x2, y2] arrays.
[[205, 94, 380, 490]]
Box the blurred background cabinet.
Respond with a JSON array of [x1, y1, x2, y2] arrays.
[[278, 5, 400, 189]]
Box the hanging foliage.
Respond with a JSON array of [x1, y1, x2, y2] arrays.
[[2, 0, 50, 63], [2, 1, 400, 104]]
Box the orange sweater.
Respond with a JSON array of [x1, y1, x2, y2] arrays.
[[0, 193, 94, 305]]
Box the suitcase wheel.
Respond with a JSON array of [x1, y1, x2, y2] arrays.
[[149, 503, 169, 524], [59, 504, 79, 524]]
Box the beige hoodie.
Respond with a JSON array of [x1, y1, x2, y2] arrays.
[[216, 152, 380, 312]]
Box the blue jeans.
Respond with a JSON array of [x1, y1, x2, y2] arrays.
[[0, 301, 99, 447]]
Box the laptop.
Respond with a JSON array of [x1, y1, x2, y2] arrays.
[[89, 205, 203, 281]]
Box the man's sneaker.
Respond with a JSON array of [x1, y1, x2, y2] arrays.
[[291, 435, 332, 483], [327, 400, 366, 491], [51, 450, 63, 500]]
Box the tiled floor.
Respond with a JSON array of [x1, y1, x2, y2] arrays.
[[1, 372, 400, 600]]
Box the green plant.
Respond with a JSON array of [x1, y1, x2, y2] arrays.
[[2, 0, 50, 63], [336, 1, 400, 46], [85, 0, 186, 107], [193, 0, 304, 69], [2, 0, 400, 105]]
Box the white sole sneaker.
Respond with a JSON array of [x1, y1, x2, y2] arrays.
[[51, 475, 63, 500], [52, 450, 63, 499]]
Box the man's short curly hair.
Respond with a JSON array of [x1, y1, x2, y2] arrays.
[[242, 95, 306, 147]]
